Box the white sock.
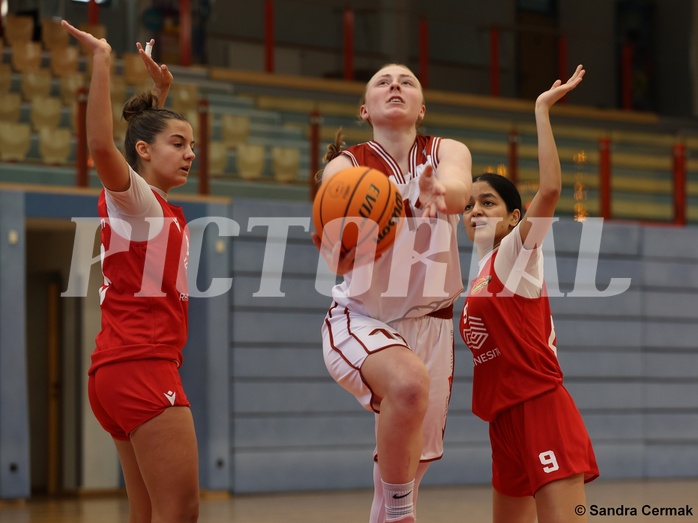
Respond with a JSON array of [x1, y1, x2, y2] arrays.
[[382, 479, 415, 519]]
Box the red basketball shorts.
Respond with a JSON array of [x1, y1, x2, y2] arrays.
[[88, 358, 190, 440], [490, 385, 599, 497]]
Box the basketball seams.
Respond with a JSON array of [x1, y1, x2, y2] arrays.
[[313, 166, 403, 258], [337, 167, 373, 253], [352, 176, 394, 254], [318, 167, 372, 247]]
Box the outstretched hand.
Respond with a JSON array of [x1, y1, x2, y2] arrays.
[[536, 64, 585, 110], [61, 19, 111, 55], [418, 164, 447, 218], [136, 39, 173, 107]]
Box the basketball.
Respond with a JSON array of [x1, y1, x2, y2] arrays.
[[313, 166, 404, 259]]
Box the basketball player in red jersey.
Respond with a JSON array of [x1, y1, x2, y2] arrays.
[[313, 64, 472, 522], [460, 65, 598, 523], [62, 21, 199, 522]]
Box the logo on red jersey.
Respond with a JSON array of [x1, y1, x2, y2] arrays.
[[470, 276, 492, 295], [462, 315, 488, 351]]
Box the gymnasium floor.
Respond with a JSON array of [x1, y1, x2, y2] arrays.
[[0, 478, 696, 522]]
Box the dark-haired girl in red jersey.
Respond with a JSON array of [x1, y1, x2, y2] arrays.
[[460, 65, 599, 523], [62, 20, 199, 523]]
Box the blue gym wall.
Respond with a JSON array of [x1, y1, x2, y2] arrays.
[[0, 189, 696, 498]]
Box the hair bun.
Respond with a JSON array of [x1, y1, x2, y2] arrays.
[[122, 92, 160, 123]]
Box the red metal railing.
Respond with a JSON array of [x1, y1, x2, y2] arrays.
[[265, 0, 275, 73], [197, 100, 210, 195], [419, 17, 429, 89], [65, 2, 691, 223], [489, 27, 500, 97], [343, 8, 354, 81]]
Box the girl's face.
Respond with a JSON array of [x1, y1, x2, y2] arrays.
[[463, 180, 520, 248], [139, 119, 196, 192], [360, 65, 425, 128]]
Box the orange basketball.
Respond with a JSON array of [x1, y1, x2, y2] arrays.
[[313, 166, 405, 259]]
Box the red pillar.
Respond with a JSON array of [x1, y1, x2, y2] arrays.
[[343, 8, 354, 81], [179, 0, 192, 66], [507, 130, 518, 185], [76, 87, 89, 187], [673, 143, 687, 225], [419, 17, 429, 90], [599, 136, 612, 220], [309, 110, 322, 200], [197, 99, 210, 195], [265, 0, 275, 73], [88, 0, 99, 24], [489, 26, 500, 97]]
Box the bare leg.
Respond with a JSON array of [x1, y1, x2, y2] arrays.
[[129, 406, 200, 523], [114, 439, 152, 523], [362, 346, 429, 484], [493, 488, 537, 523], [363, 346, 429, 521], [535, 474, 587, 523]]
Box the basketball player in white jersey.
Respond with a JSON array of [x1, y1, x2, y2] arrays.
[[313, 63, 472, 522]]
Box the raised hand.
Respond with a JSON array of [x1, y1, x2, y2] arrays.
[[136, 39, 173, 107], [536, 64, 585, 110], [61, 19, 110, 55], [418, 164, 447, 218]]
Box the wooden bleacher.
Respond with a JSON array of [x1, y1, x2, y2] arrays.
[[1, 39, 698, 221]]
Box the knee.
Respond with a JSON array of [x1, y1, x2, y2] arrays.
[[170, 495, 199, 523], [390, 366, 430, 416], [181, 501, 200, 523]]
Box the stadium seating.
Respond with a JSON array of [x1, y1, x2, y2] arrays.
[[0, 92, 22, 124], [58, 72, 87, 106], [30, 95, 63, 131], [10, 41, 43, 72], [41, 18, 70, 50], [221, 114, 250, 149], [236, 143, 265, 179], [39, 126, 73, 165], [0, 65, 13, 94], [170, 84, 200, 114], [0, 121, 31, 161], [271, 146, 300, 182], [3, 15, 34, 46], [20, 69, 53, 101], [49, 45, 80, 77]]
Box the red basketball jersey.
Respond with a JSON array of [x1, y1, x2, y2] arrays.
[[89, 189, 189, 373], [460, 248, 562, 422], [334, 136, 463, 322]]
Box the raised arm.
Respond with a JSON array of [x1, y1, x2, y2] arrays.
[[419, 138, 472, 217], [62, 20, 130, 192], [519, 64, 585, 248]]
